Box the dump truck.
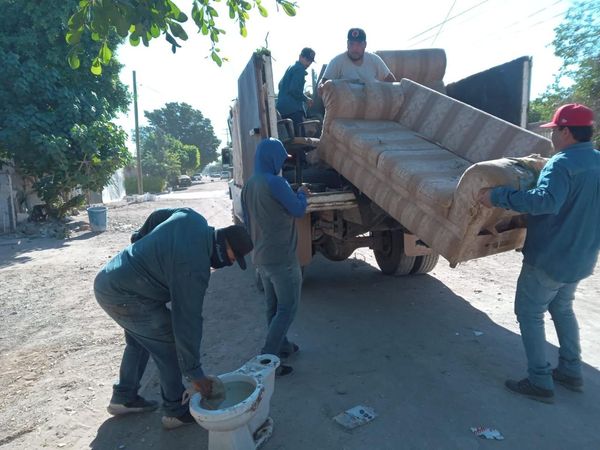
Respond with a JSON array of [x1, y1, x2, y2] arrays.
[[228, 49, 552, 276]]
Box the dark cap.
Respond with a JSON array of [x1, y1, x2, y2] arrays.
[[222, 225, 253, 270], [300, 47, 316, 62], [347, 28, 366, 42]]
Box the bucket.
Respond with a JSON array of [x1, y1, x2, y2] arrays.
[[87, 206, 108, 232]]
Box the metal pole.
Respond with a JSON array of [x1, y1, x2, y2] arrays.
[[133, 70, 143, 194]]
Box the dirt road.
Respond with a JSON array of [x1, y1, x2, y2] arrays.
[[1, 181, 599, 449]]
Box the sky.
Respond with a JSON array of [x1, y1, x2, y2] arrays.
[[114, 0, 570, 150]]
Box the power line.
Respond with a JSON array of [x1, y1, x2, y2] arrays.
[[431, 0, 458, 45], [407, 0, 492, 42]]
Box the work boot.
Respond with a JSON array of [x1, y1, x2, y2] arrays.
[[107, 395, 159, 416], [161, 410, 196, 430], [505, 378, 554, 404], [552, 369, 584, 392]]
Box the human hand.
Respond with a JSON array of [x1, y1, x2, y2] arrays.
[[307, 98, 314, 109], [477, 188, 494, 208], [298, 184, 311, 197]]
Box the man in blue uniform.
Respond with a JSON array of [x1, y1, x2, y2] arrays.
[[276, 47, 316, 135], [94, 208, 253, 429], [478, 103, 599, 403], [242, 138, 309, 376]]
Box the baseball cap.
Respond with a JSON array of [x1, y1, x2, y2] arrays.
[[540, 103, 595, 128], [347, 28, 366, 42], [300, 47, 316, 62], [222, 225, 253, 270]]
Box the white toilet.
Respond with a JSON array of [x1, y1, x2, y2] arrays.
[[189, 354, 280, 450]]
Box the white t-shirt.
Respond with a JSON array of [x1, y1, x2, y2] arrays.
[[322, 52, 392, 83]]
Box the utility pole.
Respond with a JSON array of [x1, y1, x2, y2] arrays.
[[133, 70, 143, 194]]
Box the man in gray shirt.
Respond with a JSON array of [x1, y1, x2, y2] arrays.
[[319, 27, 395, 94]]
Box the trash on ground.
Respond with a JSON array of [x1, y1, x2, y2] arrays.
[[470, 426, 504, 440], [333, 405, 376, 429], [473, 330, 484, 336]]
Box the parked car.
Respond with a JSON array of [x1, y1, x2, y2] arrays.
[[177, 175, 192, 187], [220, 171, 231, 180]]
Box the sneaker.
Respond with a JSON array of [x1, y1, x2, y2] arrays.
[[505, 378, 554, 404], [552, 369, 584, 392], [107, 395, 159, 416], [161, 410, 196, 430], [279, 343, 300, 359], [275, 365, 293, 377]]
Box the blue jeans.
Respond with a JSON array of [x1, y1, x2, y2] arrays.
[[257, 260, 302, 355], [95, 294, 188, 417], [514, 263, 582, 390]]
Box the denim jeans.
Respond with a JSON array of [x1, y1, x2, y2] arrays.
[[257, 260, 302, 355], [95, 294, 188, 417], [514, 263, 582, 390]]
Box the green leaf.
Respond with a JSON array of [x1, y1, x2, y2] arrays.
[[282, 3, 296, 16], [211, 51, 222, 66], [91, 58, 102, 76], [68, 51, 80, 70], [100, 42, 112, 64], [130, 33, 140, 46], [66, 30, 82, 45], [258, 5, 268, 17], [150, 23, 160, 38], [169, 22, 188, 40], [91, 32, 101, 42], [68, 10, 86, 30]]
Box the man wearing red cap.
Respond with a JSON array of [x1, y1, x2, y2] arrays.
[[319, 27, 395, 93], [478, 104, 600, 403]]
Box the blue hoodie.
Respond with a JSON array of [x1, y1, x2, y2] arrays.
[[242, 138, 307, 265]]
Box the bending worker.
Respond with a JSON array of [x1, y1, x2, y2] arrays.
[[478, 104, 599, 403], [242, 138, 309, 376], [94, 208, 253, 429]]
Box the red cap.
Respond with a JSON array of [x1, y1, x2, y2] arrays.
[[540, 103, 595, 128]]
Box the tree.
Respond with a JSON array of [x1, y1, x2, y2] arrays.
[[140, 128, 200, 186], [66, 0, 297, 74], [530, 0, 599, 146], [145, 102, 220, 168], [0, 1, 131, 218]]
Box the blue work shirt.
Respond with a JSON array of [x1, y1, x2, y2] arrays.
[[491, 141, 600, 283], [276, 61, 310, 116], [94, 208, 212, 380]]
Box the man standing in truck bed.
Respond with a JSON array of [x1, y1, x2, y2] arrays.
[[242, 138, 309, 376], [478, 103, 600, 403], [319, 28, 395, 91]]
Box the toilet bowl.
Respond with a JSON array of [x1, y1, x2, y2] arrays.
[[189, 354, 280, 450]]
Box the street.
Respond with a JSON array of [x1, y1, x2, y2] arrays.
[[1, 180, 599, 449]]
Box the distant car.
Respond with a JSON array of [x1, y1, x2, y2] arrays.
[[220, 171, 231, 180], [192, 174, 202, 182], [177, 175, 192, 187], [209, 172, 220, 178]]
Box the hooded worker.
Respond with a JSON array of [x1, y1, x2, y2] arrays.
[[242, 138, 309, 376], [94, 207, 253, 429]]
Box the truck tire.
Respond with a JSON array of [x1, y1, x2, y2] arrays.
[[410, 253, 440, 274], [372, 230, 416, 276], [320, 237, 354, 261]]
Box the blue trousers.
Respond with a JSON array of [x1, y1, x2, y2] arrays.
[[95, 294, 188, 417], [257, 260, 302, 355], [514, 263, 582, 390]]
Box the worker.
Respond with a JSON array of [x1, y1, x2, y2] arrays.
[[318, 27, 395, 95], [94, 208, 253, 429], [277, 47, 316, 136], [478, 103, 599, 403], [242, 138, 309, 376]]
